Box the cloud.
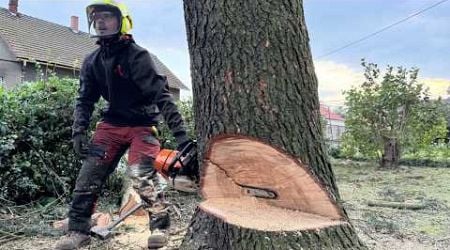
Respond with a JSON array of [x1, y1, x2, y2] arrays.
[[314, 60, 364, 106], [314, 61, 450, 105], [420, 78, 450, 99]]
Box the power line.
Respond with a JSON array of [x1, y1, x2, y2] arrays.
[[317, 0, 449, 59]]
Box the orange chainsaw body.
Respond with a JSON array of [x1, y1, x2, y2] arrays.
[[153, 141, 199, 192], [154, 149, 182, 179]]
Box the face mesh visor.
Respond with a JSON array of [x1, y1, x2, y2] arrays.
[[87, 8, 121, 37]]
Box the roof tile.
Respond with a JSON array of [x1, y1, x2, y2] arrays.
[[0, 7, 187, 90]]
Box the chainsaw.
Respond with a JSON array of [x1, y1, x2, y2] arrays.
[[154, 140, 199, 193], [90, 141, 198, 239]]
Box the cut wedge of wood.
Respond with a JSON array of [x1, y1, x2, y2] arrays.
[[201, 136, 343, 227], [181, 136, 365, 249]]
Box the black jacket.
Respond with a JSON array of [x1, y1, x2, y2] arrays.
[[72, 35, 188, 144]]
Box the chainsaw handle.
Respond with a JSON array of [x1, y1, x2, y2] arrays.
[[166, 140, 196, 175]]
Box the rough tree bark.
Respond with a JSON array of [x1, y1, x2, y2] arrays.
[[181, 0, 366, 249], [381, 137, 400, 168]]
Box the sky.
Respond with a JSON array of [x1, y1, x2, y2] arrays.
[[2, 0, 449, 105]]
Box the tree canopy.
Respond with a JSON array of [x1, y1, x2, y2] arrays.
[[342, 60, 447, 164]]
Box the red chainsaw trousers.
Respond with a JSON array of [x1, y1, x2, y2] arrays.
[[68, 122, 161, 234], [92, 121, 160, 165]]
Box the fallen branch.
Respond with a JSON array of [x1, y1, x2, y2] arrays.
[[0, 196, 63, 221], [367, 201, 426, 210], [0, 229, 25, 244], [0, 237, 17, 245], [27, 142, 69, 196]]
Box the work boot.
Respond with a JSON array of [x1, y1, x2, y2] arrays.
[[54, 231, 90, 250], [148, 228, 169, 249], [148, 210, 170, 249]]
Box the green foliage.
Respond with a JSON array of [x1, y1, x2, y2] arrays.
[[0, 76, 195, 203], [0, 76, 81, 202], [401, 144, 450, 167], [405, 99, 448, 148], [342, 60, 448, 160], [327, 145, 342, 159], [159, 98, 196, 149]]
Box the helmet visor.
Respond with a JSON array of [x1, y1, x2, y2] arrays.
[[87, 6, 121, 37]]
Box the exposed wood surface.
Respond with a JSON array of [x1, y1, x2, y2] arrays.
[[200, 198, 345, 231], [119, 186, 147, 217], [202, 136, 342, 221], [114, 215, 150, 248], [181, 207, 366, 250]]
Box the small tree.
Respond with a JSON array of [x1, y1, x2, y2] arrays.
[[406, 98, 448, 148], [343, 60, 447, 168]]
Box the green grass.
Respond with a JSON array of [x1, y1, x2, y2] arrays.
[[333, 160, 450, 239]]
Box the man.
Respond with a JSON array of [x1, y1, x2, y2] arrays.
[[55, 1, 190, 249]]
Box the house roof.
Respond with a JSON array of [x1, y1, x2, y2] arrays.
[[0, 7, 188, 90], [320, 104, 345, 121]]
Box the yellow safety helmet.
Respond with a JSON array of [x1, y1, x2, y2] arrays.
[[86, 0, 133, 37]]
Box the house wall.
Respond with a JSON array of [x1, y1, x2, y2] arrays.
[[0, 36, 80, 88], [23, 67, 181, 100], [22, 63, 79, 83], [1, 44, 182, 102], [22, 66, 181, 100], [323, 119, 345, 146], [0, 36, 22, 88]]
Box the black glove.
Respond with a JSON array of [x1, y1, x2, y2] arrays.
[[73, 132, 89, 158], [177, 139, 193, 153]]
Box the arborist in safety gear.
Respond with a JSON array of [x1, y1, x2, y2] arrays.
[[55, 1, 191, 249]]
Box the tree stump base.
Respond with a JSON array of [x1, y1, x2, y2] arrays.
[[200, 198, 344, 231], [180, 136, 366, 249], [181, 206, 364, 250]]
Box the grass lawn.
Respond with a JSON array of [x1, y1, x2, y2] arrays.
[[334, 160, 450, 249]]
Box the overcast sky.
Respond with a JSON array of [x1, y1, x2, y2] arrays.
[[2, 0, 449, 104]]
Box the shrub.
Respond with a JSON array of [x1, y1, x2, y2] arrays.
[[327, 146, 342, 159], [0, 76, 195, 203], [0, 77, 81, 202], [159, 98, 196, 149]]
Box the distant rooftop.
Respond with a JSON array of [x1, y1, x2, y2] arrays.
[[0, 7, 188, 90], [320, 104, 345, 121]]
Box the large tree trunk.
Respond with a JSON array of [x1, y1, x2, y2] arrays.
[[181, 0, 366, 249], [380, 137, 400, 168]]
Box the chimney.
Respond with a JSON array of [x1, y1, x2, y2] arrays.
[[70, 16, 79, 33], [9, 0, 18, 15]]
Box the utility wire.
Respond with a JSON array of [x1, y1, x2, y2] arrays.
[[317, 0, 449, 59]]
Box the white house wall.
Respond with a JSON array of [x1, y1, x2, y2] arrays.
[[323, 119, 345, 147]]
